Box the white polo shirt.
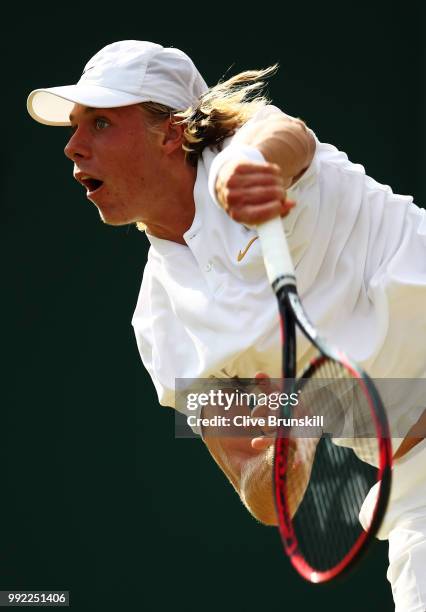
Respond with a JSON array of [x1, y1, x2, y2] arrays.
[[131, 105, 426, 441]]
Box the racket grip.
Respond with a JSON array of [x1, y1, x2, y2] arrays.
[[257, 217, 296, 286]]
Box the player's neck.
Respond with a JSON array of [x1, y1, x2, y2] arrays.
[[145, 159, 197, 245]]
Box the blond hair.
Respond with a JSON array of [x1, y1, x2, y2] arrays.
[[136, 64, 278, 232]]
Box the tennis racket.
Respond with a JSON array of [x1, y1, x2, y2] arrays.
[[256, 217, 392, 584]]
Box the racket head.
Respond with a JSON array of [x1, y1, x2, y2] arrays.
[[273, 353, 392, 584]]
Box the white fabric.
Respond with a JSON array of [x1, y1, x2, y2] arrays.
[[27, 40, 208, 126], [359, 441, 426, 611], [388, 516, 426, 612], [206, 143, 298, 284], [131, 104, 426, 608], [132, 104, 426, 441], [360, 441, 426, 540]]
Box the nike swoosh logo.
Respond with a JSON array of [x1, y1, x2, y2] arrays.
[[237, 236, 259, 262]]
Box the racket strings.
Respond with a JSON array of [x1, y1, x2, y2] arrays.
[[283, 358, 380, 572]]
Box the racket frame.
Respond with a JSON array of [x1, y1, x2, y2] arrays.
[[273, 332, 392, 582], [257, 218, 392, 584]]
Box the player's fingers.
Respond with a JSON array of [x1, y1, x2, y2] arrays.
[[251, 403, 269, 419], [230, 200, 284, 224], [227, 186, 287, 207], [230, 161, 282, 176], [255, 372, 270, 380], [251, 436, 275, 450], [281, 200, 296, 214], [255, 372, 275, 394], [227, 172, 286, 189], [255, 372, 293, 395], [251, 409, 280, 436]]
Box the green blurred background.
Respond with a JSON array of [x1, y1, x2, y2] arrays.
[[2, 3, 425, 610]]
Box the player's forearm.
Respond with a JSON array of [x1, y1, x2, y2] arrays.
[[239, 445, 278, 526], [235, 116, 316, 187], [201, 395, 278, 525], [203, 432, 278, 526]]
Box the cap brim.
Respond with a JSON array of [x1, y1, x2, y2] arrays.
[[27, 84, 148, 126]]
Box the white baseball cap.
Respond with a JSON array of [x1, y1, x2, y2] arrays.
[[27, 40, 208, 126]]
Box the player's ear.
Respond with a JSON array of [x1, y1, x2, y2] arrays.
[[161, 118, 185, 154]]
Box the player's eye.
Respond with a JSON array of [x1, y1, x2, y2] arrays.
[[95, 118, 110, 130]]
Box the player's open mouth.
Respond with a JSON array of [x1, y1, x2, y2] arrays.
[[78, 175, 104, 196]]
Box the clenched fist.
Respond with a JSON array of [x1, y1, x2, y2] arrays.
[[215, 159, 295, 225]]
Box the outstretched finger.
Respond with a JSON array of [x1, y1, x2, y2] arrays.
[[251, 435, 276, 450]]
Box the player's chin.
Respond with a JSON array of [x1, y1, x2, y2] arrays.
[[99, 214, 130, 226], [95, 204, 136, 226]]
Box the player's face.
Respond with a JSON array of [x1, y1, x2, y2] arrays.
[[64, 104, 164, 225]]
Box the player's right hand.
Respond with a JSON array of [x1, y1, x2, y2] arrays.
[[215, 160, 295, 225]]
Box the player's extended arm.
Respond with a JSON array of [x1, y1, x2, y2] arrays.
[[203, 118, 315, 522], [202, 404, 317, 524], [214, 115, 316, 224], [201, 400, 278, 526], [200, 375, 302, 526]]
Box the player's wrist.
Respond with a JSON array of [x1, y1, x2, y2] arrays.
[[208, 144, 266, 209]]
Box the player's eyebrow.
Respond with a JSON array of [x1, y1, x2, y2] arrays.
[[69, 107, 98, 123]]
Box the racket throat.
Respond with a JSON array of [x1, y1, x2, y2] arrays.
[[277, 291, 297, 386]]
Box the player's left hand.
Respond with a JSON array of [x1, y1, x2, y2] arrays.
[[215, 160, 295, 224], [250, 372, 281, 450]]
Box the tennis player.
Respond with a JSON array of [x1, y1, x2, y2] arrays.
[[27, 40, 426, 611]]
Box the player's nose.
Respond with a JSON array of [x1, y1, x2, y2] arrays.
[[64, 129, 91, 161]]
